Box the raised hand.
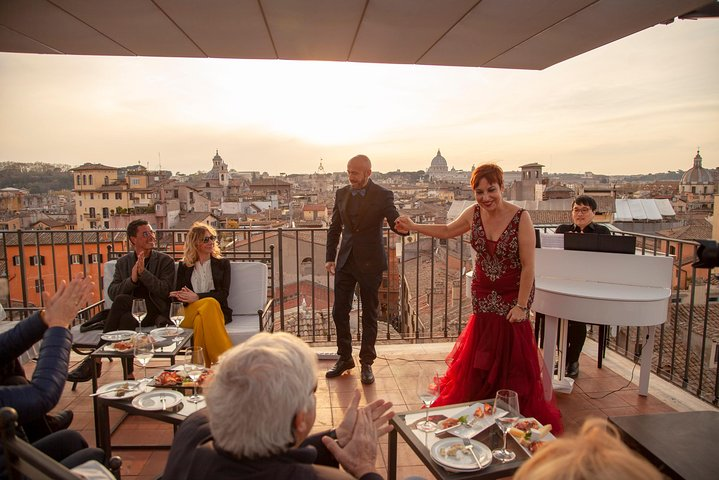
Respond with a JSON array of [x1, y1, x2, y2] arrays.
[[322, 407, 378, 479], [42, 274, 95, 328]]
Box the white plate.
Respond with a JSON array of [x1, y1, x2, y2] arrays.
[[95, 380, 143, 400], [435, 402, 506, 437], [150, 327, 184, 338], [131, 390, 184, 411], [430, 437, 492, 472], [103, 343, 133, 353], [510, 417, 556, 456], [100, 330, 136, 342]]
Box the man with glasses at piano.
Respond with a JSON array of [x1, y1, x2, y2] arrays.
[[555, 195, 610, 378]]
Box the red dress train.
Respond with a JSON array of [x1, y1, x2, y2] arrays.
[[433, 206, 563, 434]]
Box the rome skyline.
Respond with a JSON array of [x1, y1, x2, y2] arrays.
[[0, 17, 717, 177]]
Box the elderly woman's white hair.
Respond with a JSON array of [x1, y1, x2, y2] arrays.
[[206, 332, 318, 458]]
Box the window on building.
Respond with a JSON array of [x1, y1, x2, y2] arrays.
[[131, 178, 140, 186], [34, 279, 45, 293], [89, 207, 96, 218], [89, 174, 93, 185], [12, 256, 21, 266], [29, 255, 45, 266], [69, 254, 83, 265], [104, 221, 110, 229], [102, 207, 109, 218], [115, 193, 122, 200], [83, 175, 87, 185], [102, 193, 109, 200], [104, 176, 109, 185], [88, 253, 103, 264], [90, 193, 94, 200], [77, 175, 81, 185]]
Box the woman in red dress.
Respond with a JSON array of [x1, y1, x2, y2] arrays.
[[396, 164, 563, 433]]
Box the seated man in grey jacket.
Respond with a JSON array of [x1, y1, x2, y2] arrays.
[[69, 219, 175, 381]]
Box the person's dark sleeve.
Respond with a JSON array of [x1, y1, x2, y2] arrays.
[[164, 411, 212, 480], [198, 259, 230, 306], [303, 431, 384, 479], [382, 189, 407, 237], [0, 314, 71, 424], [142, 254, 174, 299], [301, 430, 339, 468], [326, 190, 343, 262], [107, 256, 135, 301], [555, 224, 572, 234], [175, 262, 189, 291], [0, 312, 46, 364]]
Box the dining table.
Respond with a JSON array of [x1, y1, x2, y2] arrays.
[[388, 401, 533, 480]]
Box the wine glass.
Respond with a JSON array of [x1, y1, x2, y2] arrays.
[[415, 367, 441, 432], [133, 333, 154, 381], [492, 389, 521, 462], [184, 347, 206, 404], [131, 298, 147, 331], [169, 302, 184, 335]]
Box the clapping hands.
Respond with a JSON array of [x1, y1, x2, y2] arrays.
[[323, 390, 394, 478]]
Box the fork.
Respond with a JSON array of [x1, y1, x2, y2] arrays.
[[160, 395, 167, 411], [462, 438, 482, 467]]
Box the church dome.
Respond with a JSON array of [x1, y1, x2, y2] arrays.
[[430, 149, 447, 168], [681, 150, 712, 185], [427, 149, 448, 176]]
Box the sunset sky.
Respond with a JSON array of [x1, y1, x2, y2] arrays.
[[0, 17, 717, 177]]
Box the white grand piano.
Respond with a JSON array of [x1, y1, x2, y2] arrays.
[[533, 248, 673, 396]]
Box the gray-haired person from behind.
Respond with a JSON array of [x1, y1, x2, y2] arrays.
[[163, 332, 394, 480]]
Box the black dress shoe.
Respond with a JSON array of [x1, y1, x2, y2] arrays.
[[326, 358, 355, 378], [566, 361, 580, 378], [360, 364, 375, 385], [67, 357, 101, 383], [46, 410, 73, 432]]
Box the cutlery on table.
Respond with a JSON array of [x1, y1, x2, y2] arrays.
[[90, 386, 138, 397], [462, 438, 482, 467], [160, 395, 167, 411]]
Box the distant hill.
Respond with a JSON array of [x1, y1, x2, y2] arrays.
[[0, 162, 73, 193]]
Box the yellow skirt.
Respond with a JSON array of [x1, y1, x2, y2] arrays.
[[180, 297, 232, 366]]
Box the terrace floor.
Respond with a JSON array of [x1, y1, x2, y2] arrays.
[[35, 339, 711, 480]]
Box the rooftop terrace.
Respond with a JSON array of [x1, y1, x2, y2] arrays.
[[33, 337, 708, 480]]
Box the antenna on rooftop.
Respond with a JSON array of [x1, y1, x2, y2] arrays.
[[158, 152, 162, 171]]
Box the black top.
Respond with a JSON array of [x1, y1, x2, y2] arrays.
[[163, 411, 383, 480], [555, 222, 611, 234], [175, 257, 233, 324]]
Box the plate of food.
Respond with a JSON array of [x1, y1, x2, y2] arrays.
[[152, 367, 212, 387], [508, 417, 555, 455], [131, 390, 184, 411], [100, 330, 136, 342], [430, 437, 492, 472], [150, 327, 184, 338], [104, 340, 134, 352], [435, 402, 502, 437], [94, 380, 143, 400]]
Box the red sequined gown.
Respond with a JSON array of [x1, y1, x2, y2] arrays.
[[433, 206, 563, 434]]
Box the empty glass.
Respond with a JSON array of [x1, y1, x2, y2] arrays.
[[131, 298, 147, 331], [169, 301, 184, 335], [492, 389, 520, 462], [183, 347, 206, 404], [416, 367, 442, 432], [133, 333, 154, 381]]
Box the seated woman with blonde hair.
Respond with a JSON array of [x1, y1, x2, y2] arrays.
[[513, 417, 662, 480], [170, 223, 232, 366]]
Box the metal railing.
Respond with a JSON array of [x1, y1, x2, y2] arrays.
[[0, 226, 716, 406]]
